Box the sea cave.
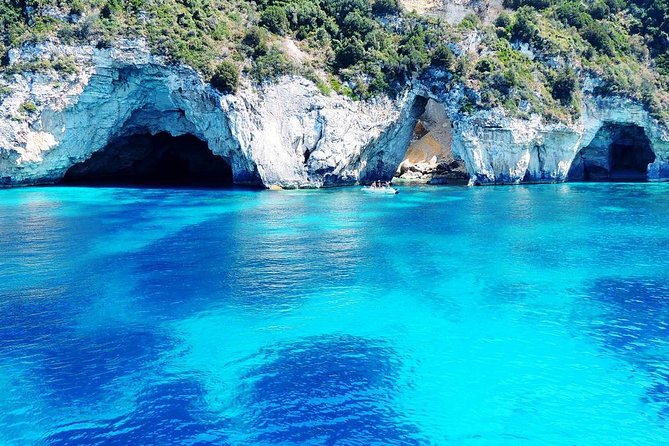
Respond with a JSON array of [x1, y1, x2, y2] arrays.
[[61, 132, 233, 187], [568, 123, 656, 182]]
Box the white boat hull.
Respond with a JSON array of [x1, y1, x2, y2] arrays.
[[361, 186, 399, 195]]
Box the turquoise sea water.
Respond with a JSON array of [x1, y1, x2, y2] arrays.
[[1, 183, 669, 445]]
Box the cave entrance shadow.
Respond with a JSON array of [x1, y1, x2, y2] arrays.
[[568, 123, 656, 182], [61, 132, 234, 188]]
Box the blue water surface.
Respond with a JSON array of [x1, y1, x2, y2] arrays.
[[1, 184, 669, 445]]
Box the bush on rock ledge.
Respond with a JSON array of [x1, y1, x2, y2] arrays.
[[211, 61, 241, 94]]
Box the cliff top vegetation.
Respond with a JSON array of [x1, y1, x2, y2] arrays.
[[1, 0, 668, 121]]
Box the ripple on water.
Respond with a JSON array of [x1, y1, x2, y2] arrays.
[[45, 379, 231, 445], [583, 277, 669, 353], [578, 276, 669, 422], [1, 184, 669, 444], [239, 335, 425, 445]]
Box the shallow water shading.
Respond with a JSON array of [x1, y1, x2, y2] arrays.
[[1, 184, 669, 444]]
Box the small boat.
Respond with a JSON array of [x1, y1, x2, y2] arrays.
[[361, 186, 399, 195]]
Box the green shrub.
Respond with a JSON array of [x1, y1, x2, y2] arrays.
[[554, 1, 590, 29], [589, 1, 610, 19], [52, 56, 77, 74], [656, 54, 669, 77], [19, 101, 38, 115], [284, 1, 328, 36], [492, 70, 516, 95], [494, 12, 514, 39], [69, 0, 85, 16], [242, 27, 270, 58], [504, 0, 554, 9], [101, 0, 123, 19], [341, 10, 375, 37], [495, 12, 514, 29], [368, 67, 389, 95], [476, 58, 496, 73], [250, 48, 294, 82], [512, 7, 539, 43], [334, 38, 365, 69], [0, 85, 11, 101], [260, 6, 289, 35], [211, 60, 241, 93], [606, 0, 627, 13], [431, 44, 454, 70], [459, 14, 480, 30], [322, 0, 371, 22], [372, 0, 401, 15], [304, 71, 332, 95], [581, 22, 616, 56], [398, 26, 431, 73], [327, 73, 353, 96], [550, 67, 578, 104], [5, 59, 53, 74]]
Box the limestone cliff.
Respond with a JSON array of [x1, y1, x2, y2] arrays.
[[399, 0, 504, 25], [1, 41, 669, 188], [394, 99, 469, 184], [0, 41, 420, 188], [447, 95, 669, 185]]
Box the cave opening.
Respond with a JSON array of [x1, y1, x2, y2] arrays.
[[393, 99, 469, 185], [568, 123, 656, 182], [61, 132, 233, 187]]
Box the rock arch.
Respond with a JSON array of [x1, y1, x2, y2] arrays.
[[357, 95, 472, 185], [357, 95, 429, 184], [10, 61, 263, 187], [568, 123, 656, 181], [393, 99, 469, 185]]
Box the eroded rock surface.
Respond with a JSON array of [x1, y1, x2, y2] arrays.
[[447, 96, 669, 185], [568, 124, 656, 181], [399, 0, 504, 25], [1, 41, 669, 188], [394, 99, 469, 184], [0, 41, 415, 188]]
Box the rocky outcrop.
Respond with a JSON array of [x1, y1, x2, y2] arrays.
[[394, 99, 469, 184], [223, 79, 418, 187], [580, 97, 669, 182], [1, 41, 669, 188], [444, 96, 669, 185], [399, 0, 504, 25], [567, 123, 655, 181], [0, 41, 256, 185], [0, 41, 417, 188]]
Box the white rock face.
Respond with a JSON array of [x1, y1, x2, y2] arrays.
[[0, 42, 417, 188], [0, 41, 253, 184], [1, 42, 669, 188], [451, 111, 581, 184], [448, 97, 669, 185], [399, 0, 504, 25], [395, 99, 470, 184], [222, 79, 418, 187], [580, 97, 669, 182]]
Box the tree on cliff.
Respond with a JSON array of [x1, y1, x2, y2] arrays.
[[211, 61, 240, 94]]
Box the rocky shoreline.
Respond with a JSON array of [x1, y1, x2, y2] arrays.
[[2, 41, 669, 189]]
